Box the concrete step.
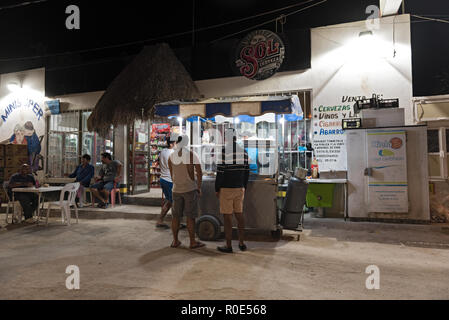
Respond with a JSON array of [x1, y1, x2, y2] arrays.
[[0, 204, 161, 221], [122, 196, 162, 207]]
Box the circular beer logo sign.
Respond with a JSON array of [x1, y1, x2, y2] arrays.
[[235, 30, 285, 81], [390, 137, 403, 150]]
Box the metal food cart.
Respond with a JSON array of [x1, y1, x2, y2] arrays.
[[154, 95, 305, 240]]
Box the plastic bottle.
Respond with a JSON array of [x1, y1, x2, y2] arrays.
[[311, 157, 319, 179]]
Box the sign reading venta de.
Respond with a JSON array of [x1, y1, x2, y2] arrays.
[[0, 95, 45, 143], [235, 30, 285, 81]]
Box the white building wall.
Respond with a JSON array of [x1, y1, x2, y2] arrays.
[[196, 15, 412, 116], [195, 15, 413, 171]]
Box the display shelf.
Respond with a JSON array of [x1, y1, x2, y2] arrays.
[[149, 123, 171, 188]]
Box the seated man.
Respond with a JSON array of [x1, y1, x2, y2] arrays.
[[69, 154, 95, 207], [8, 164, 38, 223], [90, 152, 122, 209]]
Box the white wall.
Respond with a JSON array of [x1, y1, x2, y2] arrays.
[[195, 15, 413, 171], [53, 90, 104, 111], [196, 15, 412, 115]]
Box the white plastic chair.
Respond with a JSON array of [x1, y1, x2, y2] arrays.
[[44, 183, 80, 226], [3, 181, 23, 224]]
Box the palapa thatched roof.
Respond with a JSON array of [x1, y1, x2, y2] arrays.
[[87, 43, 201, 135]]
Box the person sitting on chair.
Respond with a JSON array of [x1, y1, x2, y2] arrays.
[[7, 164, 38, 224], [69, 154, 95, 208], [90, 153, 122, 209]]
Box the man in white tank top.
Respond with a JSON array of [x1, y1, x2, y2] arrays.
[[156, 134, 178, 229], [168, 135, 205, 249]]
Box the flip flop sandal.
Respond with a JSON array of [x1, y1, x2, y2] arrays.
[[170, 241, 182, 248], [190, 242, 206, 249], [156, 223, 170, 229]]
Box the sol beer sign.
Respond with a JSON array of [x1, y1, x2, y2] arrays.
[[235, 30, 285, 81]]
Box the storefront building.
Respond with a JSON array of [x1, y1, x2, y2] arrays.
[[1, 14, 440, 223], [413, 95, 449, 222], [192, 14, 429, 222]]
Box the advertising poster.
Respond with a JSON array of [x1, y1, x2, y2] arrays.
[[366, 130, 408, 213], [312, 96, 358, 171], [0, 92, 46, 171]]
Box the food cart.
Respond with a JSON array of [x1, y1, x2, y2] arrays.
[[154, 95, 304, 240]]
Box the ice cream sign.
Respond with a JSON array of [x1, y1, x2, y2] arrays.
[[371, 137, 404, 158]]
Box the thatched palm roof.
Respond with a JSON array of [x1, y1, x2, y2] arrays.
[[88, 43, 201, 135]]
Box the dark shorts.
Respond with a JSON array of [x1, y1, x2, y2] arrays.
[[160, 178, 173, 203], [91, 181, 114, 192], [172, 190, 199, 219]]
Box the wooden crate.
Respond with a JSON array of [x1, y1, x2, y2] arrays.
[[0, 190, 7, 203], [5, 144, 28, 157], [0, 156, 4, 168], [0, 144, 5, 157], [5, 156, 29, 168]]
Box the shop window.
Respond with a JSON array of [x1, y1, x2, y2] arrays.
[[427, 128, 449, 179], [47, 112, 80, 178], [427, 130, 439, 153], [46, 111, 114, 178], [240, 90, 313, 173]]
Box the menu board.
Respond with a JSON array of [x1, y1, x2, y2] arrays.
[[312, 103, 355, 171]]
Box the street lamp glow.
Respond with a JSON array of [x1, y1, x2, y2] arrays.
[[7, 82, 21, 92]]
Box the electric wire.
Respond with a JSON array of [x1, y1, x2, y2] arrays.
[[412, 15, 449, 24], [0, 0, 320, 62], [0, 0, 49, 11], [210, 0, 328, 43]]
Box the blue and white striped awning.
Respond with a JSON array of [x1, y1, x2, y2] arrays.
[[155, 95, 302, 119]]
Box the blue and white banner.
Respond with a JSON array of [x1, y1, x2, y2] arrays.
[[155, 95, 302, 119]]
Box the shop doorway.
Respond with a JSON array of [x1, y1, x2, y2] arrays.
[[128, 120, 150, 195]]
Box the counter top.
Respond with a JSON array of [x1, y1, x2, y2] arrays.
[[307, 179, 347, 184], [279, 178, 347, 187]]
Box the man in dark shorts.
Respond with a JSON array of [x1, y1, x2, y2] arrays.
[[90, 152, 122, 209], [168, 135, 205, 249], [7, 164, 38, 223]]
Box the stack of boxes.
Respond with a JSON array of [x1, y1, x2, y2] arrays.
[[0, 144, 29, 202]]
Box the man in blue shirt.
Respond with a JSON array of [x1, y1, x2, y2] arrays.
[[69, 154, 95, 208]]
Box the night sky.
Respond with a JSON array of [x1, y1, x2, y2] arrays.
[[0, 0, 448, 96]]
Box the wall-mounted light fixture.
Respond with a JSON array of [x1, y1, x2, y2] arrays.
[[7, 81, 22, 92], [359, 30, 374, 38]]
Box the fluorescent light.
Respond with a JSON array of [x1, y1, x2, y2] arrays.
[[359, 30, 373, 38], [7, 82, 21, 92]]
